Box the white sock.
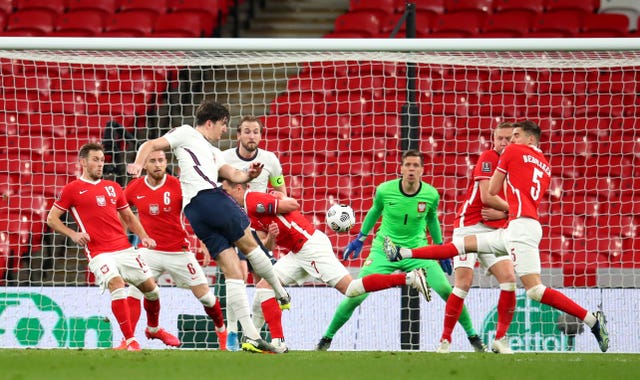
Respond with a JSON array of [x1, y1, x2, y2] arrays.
[[225, 278, 260, 340], [345, 279, 366, 297], [399, 247, 413, 258], [452, 287, 468, 299], [226, 298, 238, 334], [246, 247, 287, 300], [583, 312, 597, 328]]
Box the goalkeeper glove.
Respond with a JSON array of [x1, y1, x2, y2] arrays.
[[439, 258, 453, 275], [342, 232, 367, 260]]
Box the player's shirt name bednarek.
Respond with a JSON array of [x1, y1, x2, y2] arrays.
[[522, 154, 551, 176]]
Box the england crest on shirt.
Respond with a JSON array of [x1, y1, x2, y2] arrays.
[[96, 195, 106, 207]]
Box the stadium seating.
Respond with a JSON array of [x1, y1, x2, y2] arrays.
[[14, 0, 66, 16], [493, 0, 544, 15], [543, 0, 600, 13], [532, 10, 584, 36], [444, 0, 493, 14], [428, 11, 488, 36], [153, 12, 203, 37], [581, 13, 629, 36], [482, 11, 536, 37], [66, 0, 118, 16], [598, 0, 640, 30], [103, 10, 155, 36], [5, 9, 56, 35], [167, 0, 223, 36], [117, 0, 168, 17], [53, 10, 106, 36], [333, 10, 384, 36]]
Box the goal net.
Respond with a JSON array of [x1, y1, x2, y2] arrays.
[[0, 38, 638, 352]]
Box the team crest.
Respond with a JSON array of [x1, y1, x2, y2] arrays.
[[96, 195, 106, 206], [256, 203, 266, 213], [417, 202, 426, 212], [149, 204, 160, 215], [481, 161, 492, 173]]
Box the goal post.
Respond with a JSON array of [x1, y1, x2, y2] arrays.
[[0, 37, 639, 352]]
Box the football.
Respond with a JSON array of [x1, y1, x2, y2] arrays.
[[326, 204, 356, 232]]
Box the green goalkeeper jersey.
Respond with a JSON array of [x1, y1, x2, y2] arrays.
[[362, 178, 443, 260]]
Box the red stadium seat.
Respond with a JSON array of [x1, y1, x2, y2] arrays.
[[118, 0, 168, 17], [5, 9, 56, 35], [547, 214, 587, 238], [167, 0, 225, 26], [14, 0, 65, 15], [324, 91, 372, 116], [429, 11, 487, 36], [379, 10, 435, 34], [537, 70, 592, 95], [5, 135, 51, 156], [349, 0, 397, 14], [477, 93, 527, 118], [53, 10, 106, 36], [306, 114, 359, 138], [493, 0, 544, 14], [569, 177, 621, 201], [487, 68, 537, 94], [482, 11, 536, 37], [587, 70, 636, 94], [525, 94, 578, 118], [104, 10, 155, 36], [561, 194, 601, 217], [0, 173, 18, 198], [544, 0, 599, 13], [581, 13, 629, 36], [260, 114, 304, 139], [411, 0, 445, 13], [271, 91, 322, 116], [585, 154, 636, 178], [532, 10, 584, 36], [66, 0, 118, 15], [280, 153, 325, 177], [0, 112, 20, 136], [333, 10, 384, 36], [153, 13, 202, 37], [444, 0, 492, 13]]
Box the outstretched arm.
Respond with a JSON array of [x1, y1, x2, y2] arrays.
[[219, 162, 263, 184], [127, 138, 171, 178]]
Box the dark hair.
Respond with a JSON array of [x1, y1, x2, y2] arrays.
[[236, 115, 263, 134], [79, 142, 104, 159], [220, 177, 247, 189], [514, 120, 542, 143], [195, 101, 230, 127], [402, 149, 424, 166]]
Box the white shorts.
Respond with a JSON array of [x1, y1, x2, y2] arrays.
[[88, 247, 152, 290], [453, 224, 510, 273], [273, 230, 349, 288], [504, 218, 542, 276], [138, 248, 208, 288]]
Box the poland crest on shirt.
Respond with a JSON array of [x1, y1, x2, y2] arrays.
[[96, 195, 106, 206], [418, 202, 426, 212]]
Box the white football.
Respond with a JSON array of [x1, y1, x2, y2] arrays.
[[326, 204, 356, 232]]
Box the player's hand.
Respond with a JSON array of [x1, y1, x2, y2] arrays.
[[439, 258, 453, 275], [342, 232, 367, 260], [71, 232, 91, 246], [127, 163, 143, 178], [268, 222, 279, 237], [481, 207, 508, 221], [140, 237, 156, 249], [247, 162, 264, 179]]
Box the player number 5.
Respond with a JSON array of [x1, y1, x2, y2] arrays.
[[530, 168, 543, 200]]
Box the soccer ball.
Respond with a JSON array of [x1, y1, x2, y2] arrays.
[[326, 204, 356, 232]]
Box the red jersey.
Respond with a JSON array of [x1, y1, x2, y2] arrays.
[[243, 191, 315, 253], [496, 144, 551, 221], [53, 178, 131, 258], [125, 175, 190, 252], [455, 149, 507, 229]]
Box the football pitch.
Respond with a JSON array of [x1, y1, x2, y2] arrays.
[[1, 350, 638, 380]]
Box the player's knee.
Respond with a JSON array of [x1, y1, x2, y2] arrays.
[[526, 284, 546, 301], [111, 287, 127, 301], [128, 285, 143, 300], [499, 282, 517, 292], [198, 292, 216, 307], [345, 279, 365, 297], [143, 286, 160, 301]]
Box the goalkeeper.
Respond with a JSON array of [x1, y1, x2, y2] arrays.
[[315, 149, 486, 352]]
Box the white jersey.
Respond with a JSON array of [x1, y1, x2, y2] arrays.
[[221, 147, 283, 193], [163, 125, 226, 208]]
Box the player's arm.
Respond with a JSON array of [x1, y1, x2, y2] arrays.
[[118, 207, 156, 248], [46, 206, 91, 246], [269, 175, 287, 196], [478, 179, 509, 212], [219, 162, 263, 184], [128, 138, 171, 178], [488, 169, 507, 196]]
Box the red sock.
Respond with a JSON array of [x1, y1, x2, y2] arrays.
[[540, 287, 589, 320], [495, 290, 516, 340], [143, 298, 160, 328], [261, 297, 283, 339], [362, 273, 406, 292], [112, 298, 134, 339], [441, 293, 464, 342], [204, 302, 225, 329], [126, 296, 142, 331], [412, 243, 459, 260]]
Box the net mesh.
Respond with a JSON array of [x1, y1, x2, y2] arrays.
[[0, 45, 638, 351]]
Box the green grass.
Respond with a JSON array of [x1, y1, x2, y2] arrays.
[[0, 350, 638, 380]]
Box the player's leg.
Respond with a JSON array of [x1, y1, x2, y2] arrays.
[[509, 219, 608, 352], [252, 278, 288, 353], [89, 253, 137, 350], [235, 226, 289, 307], [437, 254, 476, 352], [487, 258, 517, 343], [125, 248, 163, 335], [226, 254, 249, 351], [190, 283, 227, 350]]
